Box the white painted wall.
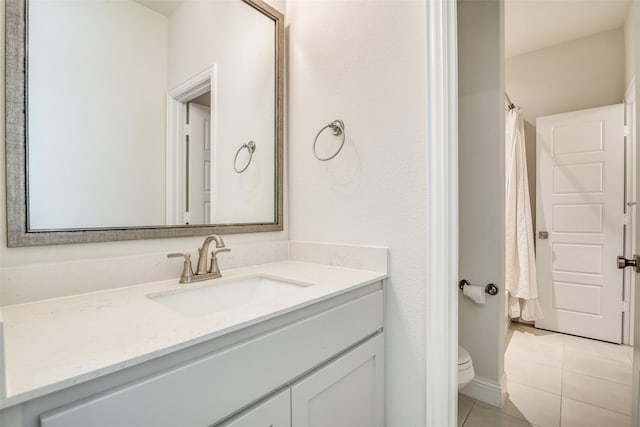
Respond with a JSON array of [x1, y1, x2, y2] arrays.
[[168, 1, 276, 224], [28, 0, 167, 228], [0, 1, 287, 297], [626, 1, 637, 88], [286, 1, 427, 424], [506, 28, 626, 228], [458, 0, 506, 400]]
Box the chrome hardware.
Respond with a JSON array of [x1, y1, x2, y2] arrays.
[[234, 141, 256, 173], [196, 235, 226, 274], [617, 255, 640, 272], [313, 119, 345, 161], [168, 235, 231, 283], [167, 253, 195, 284], [485, 283, 499, 295], [209, 248, 231, 277], [458, 279, 499, 296], [538, 231, 548, 239]]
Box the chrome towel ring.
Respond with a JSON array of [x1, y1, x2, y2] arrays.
[[313, 120, 345, 161], [234, 141, 256, 173]]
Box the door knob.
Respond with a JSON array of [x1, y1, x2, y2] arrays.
[[617, 255, 640, 272]]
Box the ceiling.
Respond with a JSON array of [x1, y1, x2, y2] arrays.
[[134, 0, 183, 17], [505, 0, 632, 58], [134, 0, 632, 58]]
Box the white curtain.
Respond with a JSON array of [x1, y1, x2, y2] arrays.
[[505, 108, 543, 321]]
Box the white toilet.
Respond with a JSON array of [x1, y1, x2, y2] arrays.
[[458, 346, 475, 390]]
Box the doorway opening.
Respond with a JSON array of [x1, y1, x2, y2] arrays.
[[165, 65, 217, 225], [503, 8, 636, 345], [456, 0, 637, 425], [471, 1, 636, 425], [185, 94, 212, 225]]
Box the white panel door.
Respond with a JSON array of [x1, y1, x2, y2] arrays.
[[291, 334, 384, 427], [188, 102, 212, 224], [536, 104, 624, 343]]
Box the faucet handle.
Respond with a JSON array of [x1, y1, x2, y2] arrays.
[[209, 248, 231, 275], [167, 253, 194, 284], [167, 252, 190, 259]]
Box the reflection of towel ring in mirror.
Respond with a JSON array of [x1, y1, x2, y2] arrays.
[[234, 141, 256, 173], [313, 120, 345, 161]]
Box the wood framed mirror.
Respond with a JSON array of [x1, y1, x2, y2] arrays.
[[5, 0, 284, 247]]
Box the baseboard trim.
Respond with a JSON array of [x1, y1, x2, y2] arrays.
[[460, 374, 507, 408]]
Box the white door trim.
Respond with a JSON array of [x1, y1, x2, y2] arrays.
[[625, 77, 637, 345], [425, 0, 458, 425], [166, 65, 217, 224]]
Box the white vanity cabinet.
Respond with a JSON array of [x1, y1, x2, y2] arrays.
[[0, 282, 384, 427], [217, 333, 385, 427], [217, 389, 292, 427], [291, 334, 384, 427]]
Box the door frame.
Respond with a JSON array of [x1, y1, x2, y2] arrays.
[[425, 0, 459, 425], [166, 65, 218, 224], [431, 2, 639, 425], [625, 77, 637, 345]]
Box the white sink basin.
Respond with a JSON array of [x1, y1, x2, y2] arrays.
[[148, 276, 309, 317]]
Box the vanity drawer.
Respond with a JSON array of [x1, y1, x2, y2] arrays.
[[39, 290, 383, 427], [216, 388, 291, 427]]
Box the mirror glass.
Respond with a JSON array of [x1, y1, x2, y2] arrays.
[[27, 0, 278, 230]]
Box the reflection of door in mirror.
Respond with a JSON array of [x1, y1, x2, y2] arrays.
[[187, 97, 213, 225]]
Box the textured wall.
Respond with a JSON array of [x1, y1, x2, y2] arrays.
[[625, 3, 636, 89], [286, 1, 428, 424], [458, 0, 507, 393]]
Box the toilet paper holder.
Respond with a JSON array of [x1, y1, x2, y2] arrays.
[[458, 279, 499, 296]]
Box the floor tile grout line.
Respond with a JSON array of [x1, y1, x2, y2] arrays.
[[560, 367, 633, 387], [466, 400, 538, 427], [500, 329, 633, 427], [564, 346, 632, 359], [559, 390, 563, 427], [460, 399, 475, 427], [507, 377, 562, 397], [509, 324, 633, 427], [473, 399, 548, 426], [559, 395, 633, 418], [562, 349, 633, 367], [560, 397, 632, 425], [560, 340, 564, 427], [560, 341, 564, 400]]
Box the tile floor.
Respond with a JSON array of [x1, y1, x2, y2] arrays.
[[458, 322, 634, 427]]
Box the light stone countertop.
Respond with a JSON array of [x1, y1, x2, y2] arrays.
[[0, 260, 386, 409]]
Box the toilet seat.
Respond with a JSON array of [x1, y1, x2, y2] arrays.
[[458, 346, 475, 389], [458, 346, 472, 370]]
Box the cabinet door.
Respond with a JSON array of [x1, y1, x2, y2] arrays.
[[291, 334, 384, 427], [217, 388, 291, 427]]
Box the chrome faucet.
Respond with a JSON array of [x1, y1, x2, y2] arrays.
[[196, 234, 225, 274], [167, 235, 231, 283]]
